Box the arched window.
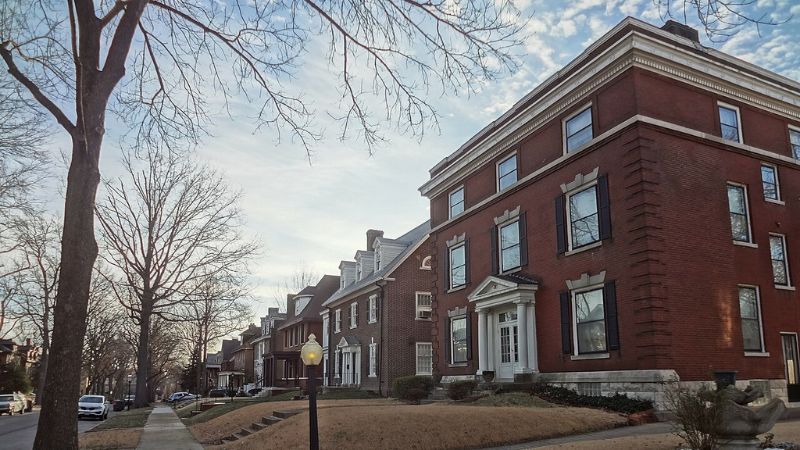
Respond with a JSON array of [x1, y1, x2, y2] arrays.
[[420, 255, 432, 270]]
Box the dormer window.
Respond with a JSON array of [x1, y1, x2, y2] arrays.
[[356, 263, 362, 281], [375, 248, 381, 272]]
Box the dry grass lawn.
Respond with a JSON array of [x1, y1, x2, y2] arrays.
[[208, 403, 627, 450], [79, 428, 143, 450], [190, 399, 397, 444]]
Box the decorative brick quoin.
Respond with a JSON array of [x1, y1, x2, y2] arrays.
[[418, 17, 800, 408]]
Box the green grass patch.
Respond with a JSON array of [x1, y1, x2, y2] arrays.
[[472, 392, 554, 408], [182, 390, 300, 426], [92, 407, 153, 430]]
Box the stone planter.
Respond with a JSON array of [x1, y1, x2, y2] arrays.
[[482, 371, 495, 383]]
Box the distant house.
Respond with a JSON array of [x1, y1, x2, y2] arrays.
[[265, 275, 339, 388], [252, 307, 286, 388], [320, 222, 433, 395], [0, 338, 40, 378], [216, 337, 244, 390]]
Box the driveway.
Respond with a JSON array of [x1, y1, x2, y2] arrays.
[[0, 409, 115, 450]]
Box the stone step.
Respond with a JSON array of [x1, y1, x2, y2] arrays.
[[223, 434, 238, 442], [273, 409, 304, 419], [250, 422, 266, 431], [238, 428, 251, 437], [262, 415, 283, 425]]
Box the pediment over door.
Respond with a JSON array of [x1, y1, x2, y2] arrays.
[[467, 275, 539, 310]]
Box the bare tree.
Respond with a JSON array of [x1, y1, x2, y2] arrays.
[[96, 147, 256, 408], [271, 266, 319, 313], [655, 0, 787, 41], [81, 267, 125, 396]]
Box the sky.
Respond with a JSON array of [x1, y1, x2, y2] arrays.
[[31, 0, 800, 336]]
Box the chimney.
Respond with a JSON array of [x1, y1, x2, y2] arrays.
[[366, 229, 384, 250], [661, 20, 699, 43]]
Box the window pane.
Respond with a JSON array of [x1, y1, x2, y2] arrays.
[[719, 106, 738, 127], [450, 188, 464, 217], [577, 321, 607, 353], [500, 222, 520, 249], [770, 236, 785, 261], [761, 166, 778, 200], [498, 155, 516, 177], [450, 245, 465, 266], [569, 187, 599, 248], [738, 287, 758, 319], [727, 185, 746, 214], [567, 108, 592, 135], [791, 130, 800, 159], [502, 245, 520, 271], [567, 126, 593, 151], [451, 318, 468, 363], [773, 260, 788, 285], [721, 124, 739, 142], [730, 214, 749, 242], [742, 319, 762, 351], [761, 166, 776, 184], [575, 289, 604, 323], [499, 172, 517, 190]]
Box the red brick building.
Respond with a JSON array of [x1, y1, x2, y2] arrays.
[[266, 275, 339, 388], [419, 18, 800, 406], [321, 223, 434, 396]]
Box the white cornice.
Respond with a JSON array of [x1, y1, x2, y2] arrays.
[[419, 28, 800, 200]]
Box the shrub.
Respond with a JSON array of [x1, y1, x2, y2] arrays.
[[448, 380, 477, 400], [666, 385, 725, 450], [530, 383, 652, 414], [393, 376, 434, 404]]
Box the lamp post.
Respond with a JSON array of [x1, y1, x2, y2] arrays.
[[126, 375, 132, 411], [300, 334, 323, 450]]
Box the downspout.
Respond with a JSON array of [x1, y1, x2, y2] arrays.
[[377, 280, 386, 396]]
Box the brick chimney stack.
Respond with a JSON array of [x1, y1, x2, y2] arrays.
[[366, 229, 384, 250], [661, 20, 699, 43]]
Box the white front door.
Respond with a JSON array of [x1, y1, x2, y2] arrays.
[[496, 311, 519, 380], [342, 350, 352, 385]]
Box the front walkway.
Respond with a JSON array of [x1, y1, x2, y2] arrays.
[[482, 422, 672, 450], [136, 406, 203, 450]]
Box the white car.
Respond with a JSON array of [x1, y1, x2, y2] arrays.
[[78, 395, 110, 420], [0, 393, 25, 415]]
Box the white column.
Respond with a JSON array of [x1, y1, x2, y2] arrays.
[[477, 310, 488, 375], [486, 313, 495, 370], [516, 302, 529, 372], [528, 304, 538, 372]]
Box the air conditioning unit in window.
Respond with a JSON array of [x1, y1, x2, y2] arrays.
[[418, 310, 432, 319]]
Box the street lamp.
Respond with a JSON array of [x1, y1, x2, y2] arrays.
[[126, 375, 133, 411], [300, 334, 323, 450]]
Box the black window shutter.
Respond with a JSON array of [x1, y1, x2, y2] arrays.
[[490, 226, 499, 275], [603, 280, 619, 350], [464, 239, 471, 285], [444, 247, 451, 290], [559, 291, 571, 354], [598, 174, 612, 241], [519, 212, 528, 267], [465, 311, 473, 361], [555, 195, 567, 255], [444, 316, 451, 365]]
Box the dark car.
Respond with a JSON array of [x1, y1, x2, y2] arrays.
[[208, 388, 226, 398], [247, 388, 263, 396]]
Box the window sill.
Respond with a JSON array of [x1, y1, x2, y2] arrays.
[[776, 285, 796, 291], [448, 363, 468, 368], [447, 285, 467, 294], [565, 240, 603, 256], [765, 198, 785, 205], [744, 352, 770, 357], [415, 317, 432, 321], [416, 373, 433, 376], [500, 267, 522, 276], [570, 353, 610, 361], [368, 375, 377, 378], [732, 241, 758, 248], [368, 320, 377, 324], [349, 326, 357, 330]]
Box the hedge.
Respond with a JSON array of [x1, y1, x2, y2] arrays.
[[530, 383, 652, 414], [393, 375, 434, 404], [448, 380, 477, 400]]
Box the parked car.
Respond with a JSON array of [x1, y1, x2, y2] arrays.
[[247, 388, 263, 396], [0, 393, 26, 416], [124, 394, 135, 406], [167, 392, 198, 403], [207, 388, 226, 398], [78, 395, 110, 420]]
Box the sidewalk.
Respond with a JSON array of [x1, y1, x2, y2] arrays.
[[136, 405, 203, 450], [482, 422, 673, 450]]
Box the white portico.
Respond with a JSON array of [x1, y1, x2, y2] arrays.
[[467, 275, 539, 381]]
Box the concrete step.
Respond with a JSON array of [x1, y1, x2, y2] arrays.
[[273, 409, 303, 419], [262, 415, 283, 425], [223, 434, 238, 442], [238, 428, 251, 437], [250, 422, 266, 431]]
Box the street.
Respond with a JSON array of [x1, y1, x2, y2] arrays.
[[0, 409, 115, 450]]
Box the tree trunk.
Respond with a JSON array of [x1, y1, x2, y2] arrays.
[[134, 309, 151, 408], [36, 325, 50, 405], [33, 135, 101, 450]]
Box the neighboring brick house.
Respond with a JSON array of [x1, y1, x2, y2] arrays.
[[419, 18, 800, 406], [215, 338, 239, 389], [218, 326, 259, 391], [320, 223, 433, 396], [252, 307, 286, 388], [266, 275, 339, 388]]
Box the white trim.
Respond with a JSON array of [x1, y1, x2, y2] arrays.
[[776, 285, 797, 292], [349, 302, 358, 329], [564, 240, 603, 256], [448, 185, 465, 219], [495, 151, 518, 193], [769, 233, 793, 288], [744, 352, 771, 357], [415, 342, 433, 376], [570, 353, 610, 361], [738, 284, 766, 354], [334, 309, 342, 333], [570, 284, 607, 356], [420, 255, 432, 270], [563, 103, 593, 154], [760, 162, 782, 202], [415, 291, 432, 320], [368, 339, 377, 378], [718, 101, 744, 144], [733, 241, 759, 248], [368, 294, 378, 324], [727, 182, 754, 245]]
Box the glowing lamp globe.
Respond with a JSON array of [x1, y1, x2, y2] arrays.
[[301, 334, 323, 366]]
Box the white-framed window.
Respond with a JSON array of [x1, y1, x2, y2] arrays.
[[790, 126, 800, 160], [368, 295, 378, 323], [450, 316, 468, 364], [770, 234, 791, 287], [350, 302, 358, 328], [420, 255, 432, 270], [334, 309, 341, 333], [368, 340, 377, 378], [761, 164, 781, 202], [567, 183, 600, 250], [499, 219, 521, 272], [564, 105, 593, 153], [415, 342, 433, 375], [739, 285, 764, 353], [449, 243, 466, 289], [449, 186, 465, 219], [374, 248, 381, 272], [572, 287, 606, 355], [416, 292, 432, 320], [496, 153, 518, 192], [322, 315, 329, 348], [356, 263, 362, 281], [727, 183, 752, 244], [719, 102, 743, 143]]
